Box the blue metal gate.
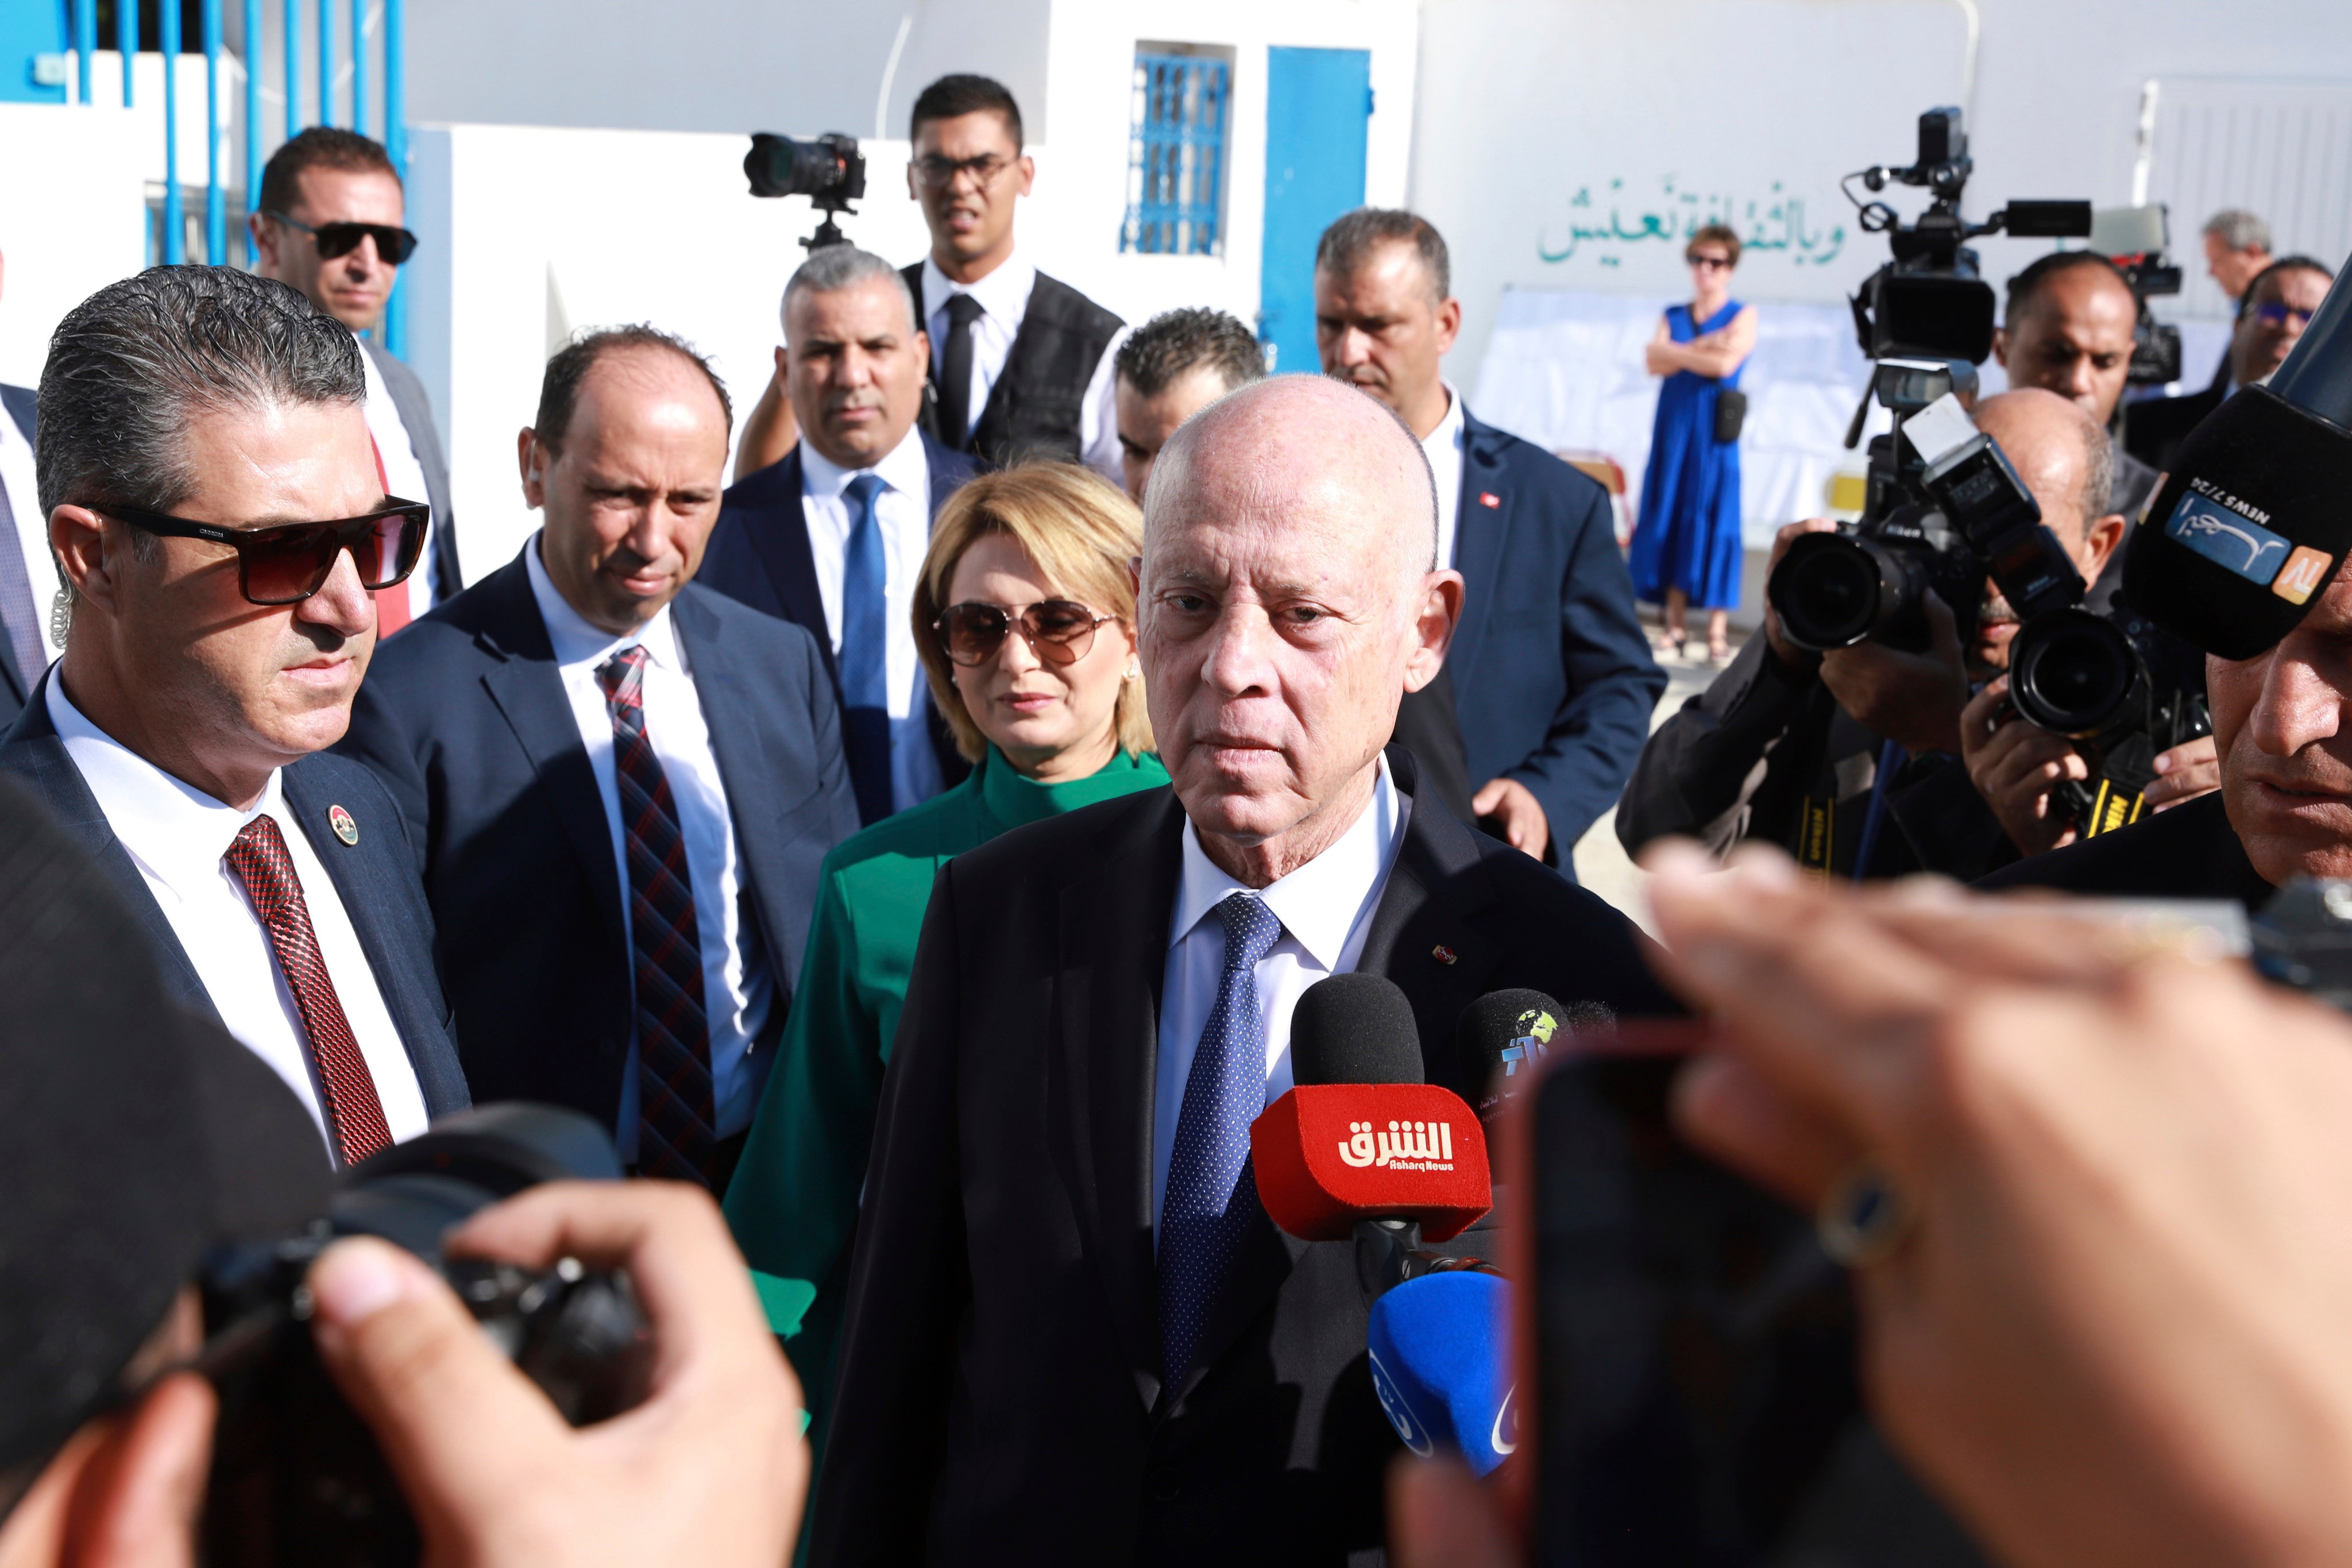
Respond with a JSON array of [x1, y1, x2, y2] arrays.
[[1257, 46, 1370, 376]]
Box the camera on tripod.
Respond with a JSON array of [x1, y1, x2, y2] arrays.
[[2093, 204, 2186, 387], [744, 130, 866, 252]]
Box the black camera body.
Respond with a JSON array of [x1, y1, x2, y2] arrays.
[[744, 130, 866, 251], [199, 1106, 653, 1568]]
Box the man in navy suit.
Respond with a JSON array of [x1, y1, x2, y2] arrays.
[[700, 245, 979, 824], [339, 326, 859, 1192], [0, 249, 60, 723], [0, 265, 468, 1161], [1315, 208, 1665, 871]]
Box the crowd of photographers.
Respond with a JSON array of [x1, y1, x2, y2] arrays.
[[14, 64, 2352, 1568]]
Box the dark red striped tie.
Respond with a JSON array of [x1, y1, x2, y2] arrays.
[[223, 814, 393, 1165], [597, 646, 717, 1184]]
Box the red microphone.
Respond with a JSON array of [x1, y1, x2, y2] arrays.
[[1250, 974, 1493, 1254]]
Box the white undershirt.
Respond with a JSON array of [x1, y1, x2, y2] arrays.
[[0, 403, 60, 659], [47, 678, 430, 1161], [360, 347, 440, 612], [524, 538, 775, 1153], [1151, 760, 1410, 1233], [798, 431, 945, 812], [1421, 383, 1466, 571], [918, 249, 1127, 485]]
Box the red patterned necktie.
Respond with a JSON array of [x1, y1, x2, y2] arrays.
[[223, 813, 393, 1165], [597, 645, 717, 1185]]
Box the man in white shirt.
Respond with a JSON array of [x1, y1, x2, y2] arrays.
[[252, 126, 460, 629], [0, 265, 469, 1162], [702, 246, 980, 824], [340, 325, 857, 1192], [815, 374, 1678, 1562]]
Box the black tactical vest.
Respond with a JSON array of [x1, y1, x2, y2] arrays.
[[902, 261, 1123, 469]]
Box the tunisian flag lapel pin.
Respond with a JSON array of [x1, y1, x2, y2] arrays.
[[327, 804, 360, 847], [1478, 491, 1501, 509]]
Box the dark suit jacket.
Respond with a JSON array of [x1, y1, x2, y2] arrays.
[[811, 750, 1678, 1567], [0, 673, 471, 1117], [1975, 790, 2273, 910], [362, 341, 464, 597], [1449, 410, 1666, 866], [334, 555, 861, 1129], [0, 384, 41, 724], [2123, 380, 2226, 475], [699, 431, 982, 789]]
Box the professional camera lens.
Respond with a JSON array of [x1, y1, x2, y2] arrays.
[[2009, 608, 2144, 737], [1770, 533, 1890, 651]]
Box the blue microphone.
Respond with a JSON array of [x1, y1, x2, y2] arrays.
[[1366, 1267, 1516, 1476]]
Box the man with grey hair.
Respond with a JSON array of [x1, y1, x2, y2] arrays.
[[813, 373, 1674, 1562], [702, 245, 980, 824], [2202, 208, 2274, 304], [0, 265, 469, 1160]]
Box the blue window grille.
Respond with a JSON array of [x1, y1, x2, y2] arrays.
[[1122, 52, 1229, 256]]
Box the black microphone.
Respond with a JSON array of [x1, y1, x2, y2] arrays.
[[2124, 250, 2352, 658], [1454, 989, 1612, 1122], [1289, 971, 1423, 1087]]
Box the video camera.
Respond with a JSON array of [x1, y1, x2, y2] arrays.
[[197, 1105, 652, 1567], [2092, 205, 2186, 388], [744, 130, 866, 252]]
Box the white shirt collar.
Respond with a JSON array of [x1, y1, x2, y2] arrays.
[[1168, 759, 1405, 972], [523, 532, 684, 675], [1423, 382, 1465, 458], [798, 424, 931, 502], [920, 249, 1038, 329], [47, 674, 287, 893]]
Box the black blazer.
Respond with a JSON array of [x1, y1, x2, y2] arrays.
[[1447, 410, 1666, 866], [2123, 380, 2227, 474], [0, 384, 42, 724], [698, 432, 981, 787], [334, 556, 861, 1129], [1975, 790, 2273, 911], [811, 751, 1678, 1567], [0, 673, 471, 1118]]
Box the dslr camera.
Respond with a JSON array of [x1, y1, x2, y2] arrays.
[[744, 130, 866, 251], [198, 1105, 654, 1568]]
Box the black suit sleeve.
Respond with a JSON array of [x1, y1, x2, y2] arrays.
[[1511, 476, 1669, 848], [335, 677, 433, 885], [807, 863, 971, 1567], [1616, 633, 1814, 853]]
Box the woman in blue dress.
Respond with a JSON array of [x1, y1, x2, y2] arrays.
[[1632, 222, 1758, 663]]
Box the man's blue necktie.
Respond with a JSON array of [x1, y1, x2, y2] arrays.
[[1159, 892, 1285, 1386], [838, 473, 892, 825]]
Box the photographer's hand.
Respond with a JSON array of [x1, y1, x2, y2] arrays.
[[2145, 734, 2222, 812], [1818, 591, 1970, 755], [307, 1181, 807, 1568], [1762, 519, 1839, 675], [1960, 677, 2087, 855]]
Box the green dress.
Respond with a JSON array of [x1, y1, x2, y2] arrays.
[[723, 743, 1169, 1436]]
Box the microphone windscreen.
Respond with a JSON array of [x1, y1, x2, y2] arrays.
[[1454, 990, 1612, 1119], [1368, 1269, 1515, 1477], [1250, 1082, 1492, 1242], [1291, 972, 1422, 1087]]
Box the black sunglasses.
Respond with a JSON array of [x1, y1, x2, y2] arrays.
[[265, 210, 420, 265], [103, 499, 430, 606], [934, 600, 1115, 667]]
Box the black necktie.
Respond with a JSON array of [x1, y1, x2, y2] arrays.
[[937, 292, 986, 451]]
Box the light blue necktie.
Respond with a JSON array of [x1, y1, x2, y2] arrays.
[[1158, 892, 1285, 1385], [838, 473, 892, 824]]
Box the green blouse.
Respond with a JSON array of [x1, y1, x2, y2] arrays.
[[722, 744, 1169, 1415]]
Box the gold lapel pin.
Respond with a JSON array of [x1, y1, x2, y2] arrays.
[[327, 804, 360, 847]]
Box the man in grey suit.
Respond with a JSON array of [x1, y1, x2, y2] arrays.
[[252, 126, 459, 630]]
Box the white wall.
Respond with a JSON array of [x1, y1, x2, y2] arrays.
[[0, 103, 150, 389]]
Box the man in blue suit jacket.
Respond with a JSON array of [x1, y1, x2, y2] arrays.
[[1316, 209, 1666, 871], [339, 326, 859, 1192], [0, 381, 48, 726], [3, 266, 468, 1161], [699, 246, 980, 824]]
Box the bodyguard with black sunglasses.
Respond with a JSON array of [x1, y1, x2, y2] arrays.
[[337, 326, 859, 1194], [0, 265, 470, 1158], [252, 126, 461, 626]]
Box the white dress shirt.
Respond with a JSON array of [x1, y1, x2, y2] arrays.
[[918, 250, 1127, 485], [47, 679, 430, 1161], [360, 347, 441, 612], [524, 538, 775, 1154], [1422, 383, 1467, 571], [1152, 760, 1411, 1233], [799, 431, 945, 812], [0, 401, 60, 662]]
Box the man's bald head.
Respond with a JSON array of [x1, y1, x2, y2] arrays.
[[1972, 388, 2112, 543], [1137, 374, 1463, 886]]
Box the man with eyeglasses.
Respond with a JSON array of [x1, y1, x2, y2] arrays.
[[251, 126, 459, 628], [0, 265, 468, 1161], [338, 326, 859, 1194], [2127, 254, 2337, 473]]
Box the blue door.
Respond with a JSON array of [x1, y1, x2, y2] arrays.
[[1258, 47, 1370, 376]]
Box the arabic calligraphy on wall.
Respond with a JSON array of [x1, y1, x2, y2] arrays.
[[1538, 177, 1846, 268]]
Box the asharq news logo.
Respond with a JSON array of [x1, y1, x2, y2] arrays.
[[1338, 1119, 1459, 1172]]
